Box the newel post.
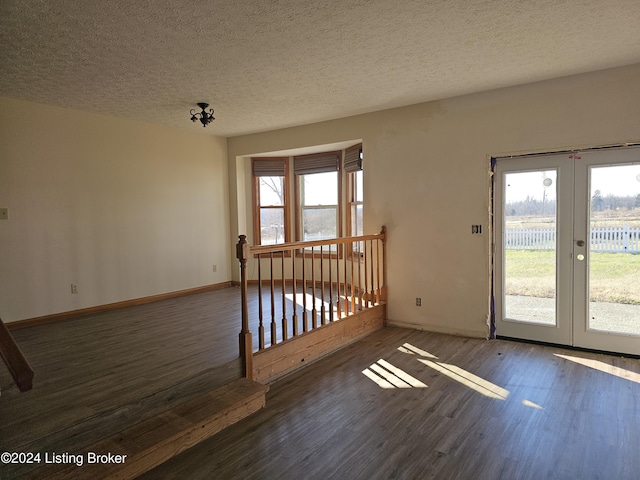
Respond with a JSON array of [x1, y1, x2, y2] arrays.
[[380, 226, 388, 304], [236, 235, 253, 380]]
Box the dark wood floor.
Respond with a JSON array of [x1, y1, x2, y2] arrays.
[[141, 327, 640, 480], [0, 287, 247, 478], [3, 287, 640, 479], [0, 284, 357, 478]]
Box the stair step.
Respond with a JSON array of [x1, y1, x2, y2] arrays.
[[27, 378, 268, 480]]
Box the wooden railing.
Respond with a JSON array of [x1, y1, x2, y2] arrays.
[[237, 227, 387, 381], [0, 317, 34, 392]]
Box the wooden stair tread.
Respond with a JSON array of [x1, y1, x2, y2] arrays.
[[26, 378, 268, 480]]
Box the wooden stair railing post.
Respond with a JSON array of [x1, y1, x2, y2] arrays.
[[302, 251, 308, 332], [257, 254, 265, 350], [357, 239, 363, 310], [320, 245, 326, 324], [335, 245, 342, 319], [0, 317, 34, 392], [369, 239, 375, 306], [292, 247, 299, 336], [350, 240, 356, 314], [270, 252, 276, 345], [236, 235, 253, 380], [363, 239, 369, 308], [311, 246, 317, 328], [343, 243, 349, 316], [328, 246, 334, 322], [281, 252, 288, 341], [380, 226, 388, 305]]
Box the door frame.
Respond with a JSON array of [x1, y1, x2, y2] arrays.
[[493, 152, 574, 346], [492, 146, 640, 356], [572, 148, 640, 354]]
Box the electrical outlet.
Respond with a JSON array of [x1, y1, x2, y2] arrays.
[[71, 283, 78, 294], [416, 297, 422, 307], [212, 264, 217, 272], [0, 208, 8, 220]]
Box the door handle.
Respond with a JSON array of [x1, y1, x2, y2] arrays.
[[576, 240, 585, 247]]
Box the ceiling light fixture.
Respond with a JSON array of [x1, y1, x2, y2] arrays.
[[190, 103, 215, 127]]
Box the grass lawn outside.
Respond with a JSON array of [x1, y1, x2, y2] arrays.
[[504, 250, 640, 304]]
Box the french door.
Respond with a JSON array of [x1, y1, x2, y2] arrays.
[[494, 147, 640, 355]]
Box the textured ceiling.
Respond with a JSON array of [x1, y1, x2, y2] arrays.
[[1, 0, 640, 137]]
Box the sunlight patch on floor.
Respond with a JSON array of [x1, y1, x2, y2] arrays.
[[285, 293, 330, 313], [555, 353, 640, 384], [368, 342, 513, 400], [418, 359, 510, 400], [522, 399, 544, 409], [362, 359, 428, 389], [397, 343, 438, 358]]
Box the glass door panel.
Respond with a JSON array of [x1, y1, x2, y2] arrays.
[[497, 148, 640, 354], [495, 154, 573, 346], [503, 170, 557, 325], [587, 164, 640, 336]]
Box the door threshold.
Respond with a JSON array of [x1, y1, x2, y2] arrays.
[[495, 335, 640, 359]]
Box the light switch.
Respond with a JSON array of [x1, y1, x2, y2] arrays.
[[0, 208, 8, 220]]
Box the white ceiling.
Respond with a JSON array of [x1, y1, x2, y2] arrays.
[[1, 0, 639, 137]]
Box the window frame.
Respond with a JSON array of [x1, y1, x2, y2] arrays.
[[293, 151, 343, 243], [345, 144, 364, 257], [251, 157, 290, 247]]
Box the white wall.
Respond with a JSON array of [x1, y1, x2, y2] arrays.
[[228, 64, 640, 338], [0, 97, 229, 322]]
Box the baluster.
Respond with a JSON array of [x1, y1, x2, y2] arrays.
[[292, 247, 298, 336], [364, 239, 369, 308], [335, 243, 342, 319], [343, 242, 349, 315], [350, 240, 356, 314], [375, 237, 381, 304], [258, 254, 264, 350], [311, 246, 317, 328], [357, 239, 363, 310], [302, 248, 308, 332], [329, 243, 334, 322], [380, 226, 387, 303], [281, 252, 288, 341], [320, 244, 326, 325], [270, 252, 276, 346], [369, 239, 375, 306]]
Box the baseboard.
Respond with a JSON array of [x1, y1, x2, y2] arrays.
[[387, 319, 488, 339], [6, 282, 233, 331]]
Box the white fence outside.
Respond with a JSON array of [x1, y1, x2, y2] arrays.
[[505, 224, 640, 253]]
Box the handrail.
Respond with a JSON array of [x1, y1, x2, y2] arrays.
[[0, 317, 34, 392], [248, 231, 386, 255], [237, 227, 387, 380]]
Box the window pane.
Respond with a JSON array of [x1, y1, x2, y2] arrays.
[[503, 170, 557, 325], [352, 204, 363, 236], [302, 208, 337, 240], [260, 208, 285, 245], [588, 165, 640, 335], [355, 170, 363, 202], [259, 177, 284, 206], [302, 172, 337, 206]]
